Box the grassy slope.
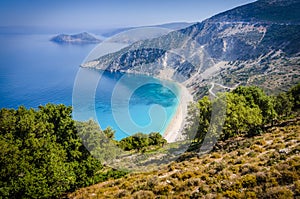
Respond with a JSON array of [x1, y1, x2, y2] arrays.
[[69, 119, 300, 198]]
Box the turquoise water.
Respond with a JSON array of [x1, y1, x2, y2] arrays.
[[0, 34, 180, 140]]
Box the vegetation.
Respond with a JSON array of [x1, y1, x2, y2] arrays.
[[185, 83, 300, 143], [69, 118, 300, 198], [67, 83, 300, 198], [0, 104, 127, 199], [1, 83, 300, 198], [118, 132, 166, 152], [0, 104, 167, 198]]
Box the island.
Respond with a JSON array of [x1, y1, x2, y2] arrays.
[[50, 32, 101, 44]]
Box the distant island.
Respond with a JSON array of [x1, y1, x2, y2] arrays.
[[50, 32, 101, 44]]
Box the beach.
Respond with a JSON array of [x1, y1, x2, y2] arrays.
[[163, 83, 193, 142]]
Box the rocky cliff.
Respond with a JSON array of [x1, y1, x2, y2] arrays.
[[82, 0, 300, 96]]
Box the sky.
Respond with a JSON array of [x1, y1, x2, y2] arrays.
[[0, 0, 256, 31]]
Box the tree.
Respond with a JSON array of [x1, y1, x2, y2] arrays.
[[131, 133, 149, 152], [194, 96, 212, 143], [233, 86, 276, 125], [184, 102, 201, 141], [0, 104, 127, 198], [118, 132, 166, 152], [222, 93, 262, 139], [288, 82, 300, 111], [103, 126, 116, 140], [274, 92, 294, 118], [149, 132, 167, 147]]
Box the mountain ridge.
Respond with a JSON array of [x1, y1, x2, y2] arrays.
[[82, 0, 300, 96], [207, 0, 300, 24]]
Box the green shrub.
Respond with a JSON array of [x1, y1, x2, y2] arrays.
[[153, 184, 173, 195], [210, 152, 222, 159], [242, 174, 257, 188], [181, 171, 195, 181], [223, 190, 241, 199], [243, 191, 257, 198]]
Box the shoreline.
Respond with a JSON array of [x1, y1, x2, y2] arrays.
[[163, 83, 193, 143]]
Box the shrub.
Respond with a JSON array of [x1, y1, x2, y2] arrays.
[[116, 189, 131, 198], [187, 178, 201, 186], [277, 170, 298, 185], [153, 184, 173, 195], [200, 173, 210, 181], [234, 158, 245, 165], [255, 172, 267, 185], [223, 190, 241, 199], [262, 186, 293, 198], [247, 151, 257, 157], [146, 177, 158, 190], [243, 191, 257, 198], [242, 174, 257, 188], [132, 190, 155, 199], [210, 152, 222, 159], [294, 180, 300, 196]]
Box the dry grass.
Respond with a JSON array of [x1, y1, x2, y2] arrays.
[[69, 120, 300, 199]]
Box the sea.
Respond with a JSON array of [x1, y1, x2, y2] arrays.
[[0, 33, 180, 140]]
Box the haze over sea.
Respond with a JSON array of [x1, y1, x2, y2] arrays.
[[0, 33, 179, 140]]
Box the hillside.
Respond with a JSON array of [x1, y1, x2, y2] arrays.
[[69, 119, 300, 198], [67, 83, 300, 198], [82, 0, 300, 96]]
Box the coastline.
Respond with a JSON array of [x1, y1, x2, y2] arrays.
[[163, 83, 193, 143]]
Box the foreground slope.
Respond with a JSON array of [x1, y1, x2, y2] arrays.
[[69, 119, 300, 198]]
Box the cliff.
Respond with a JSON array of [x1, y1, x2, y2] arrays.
[[82, 0, 300, 96]]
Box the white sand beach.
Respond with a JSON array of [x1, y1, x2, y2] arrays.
[[163, 83, 193, 142]]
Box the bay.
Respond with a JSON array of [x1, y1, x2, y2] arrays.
[[0, 34, 179, 140]]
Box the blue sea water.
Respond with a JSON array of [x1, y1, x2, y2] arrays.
[[0, 34, 179, 140]]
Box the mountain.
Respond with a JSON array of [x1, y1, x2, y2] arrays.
[[101, 22, 194, 38], [207, 0, 300, 24], [50, 32, 101, 44], [82, 0, 300, 96]]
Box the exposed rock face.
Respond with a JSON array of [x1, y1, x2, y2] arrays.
[[50, 32, 101, 44], [82, 0, 300, 96]]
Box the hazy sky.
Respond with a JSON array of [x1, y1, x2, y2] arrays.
[[0, 0, 256, 29]]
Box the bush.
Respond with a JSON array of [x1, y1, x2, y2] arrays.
[[242, 174, 257, 188], [153, 184, 173, 195], [262, 186, 293, 198], [0, 105, 127, 198], [243, 191, 257, 198], [132, 190, 155, 199], [180, 171, 195, 181], [223, 190, 241, 199], [294, 180, 300, 196]]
